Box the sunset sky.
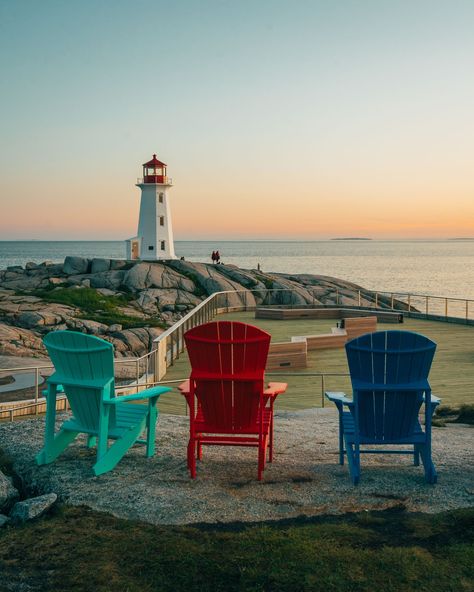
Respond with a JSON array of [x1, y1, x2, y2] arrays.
[[1, 0, 473, 240]]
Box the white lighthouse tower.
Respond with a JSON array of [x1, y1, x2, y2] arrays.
[[126, 154, 176, 261]]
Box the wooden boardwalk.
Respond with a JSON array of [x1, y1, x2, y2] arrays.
[[157, 312, 474, 415]]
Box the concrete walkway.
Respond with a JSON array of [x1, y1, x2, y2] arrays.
[[0, 409, 472, 525]]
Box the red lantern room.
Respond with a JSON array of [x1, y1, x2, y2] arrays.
[[143, 154, 167, 184]]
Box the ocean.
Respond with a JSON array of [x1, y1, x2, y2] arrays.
[[1, 240, 474, 300]]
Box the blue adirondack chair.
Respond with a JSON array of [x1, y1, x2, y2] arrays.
[[326, 330, 440, 485], [36, 331, 171, 476]]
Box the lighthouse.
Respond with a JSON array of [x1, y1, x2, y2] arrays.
[[126, 154, 176, 261]]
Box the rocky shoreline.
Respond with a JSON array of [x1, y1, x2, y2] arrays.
[[0, 256, 396, 360]]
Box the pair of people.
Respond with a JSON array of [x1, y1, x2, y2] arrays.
[[211, 250, 221, 264]]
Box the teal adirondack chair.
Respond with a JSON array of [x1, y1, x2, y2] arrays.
[[326, 330, 440, 485], [36, 331, 171, 476]]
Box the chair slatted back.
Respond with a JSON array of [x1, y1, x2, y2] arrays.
[[184, 322, 271, 431], [346, 331, 436, 441], [43, 331, 116, 432]]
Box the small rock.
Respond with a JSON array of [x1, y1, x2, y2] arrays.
[[10, 493, 58, 523], [108, 323, 123, 333], [97, 288, 118, 296], [0, 471, 20, 513], [25, 262, 38, 270], [0, 514, 10, 527], [49, 277, 64, 285], [81, 279, 91, 288]]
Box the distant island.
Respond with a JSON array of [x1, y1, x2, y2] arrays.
[[331, 238, 372, 241]]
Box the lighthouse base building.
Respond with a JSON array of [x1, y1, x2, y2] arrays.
[[126, 154, 176, 261]]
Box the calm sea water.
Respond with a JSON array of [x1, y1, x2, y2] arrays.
[[0, 240, 473, 300]]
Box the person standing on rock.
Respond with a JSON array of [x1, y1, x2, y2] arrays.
[[215, 250, 221, 264], [211, 251, 216, 264]]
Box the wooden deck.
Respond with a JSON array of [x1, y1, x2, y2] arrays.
[[157, 312, 474, 415]]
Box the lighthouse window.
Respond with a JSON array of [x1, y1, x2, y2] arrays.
[[160, 241, 166, 251], [159, 216, 164, 226], [159, 193, 164, 203]]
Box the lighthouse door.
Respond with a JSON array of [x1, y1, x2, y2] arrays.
[[131, 239, 140, 260]]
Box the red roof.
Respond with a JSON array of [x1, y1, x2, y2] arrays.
[[143, 154, 167, 167]]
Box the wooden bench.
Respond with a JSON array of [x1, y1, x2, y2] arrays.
[[266, 341, 307, 371], [290, 318, 377, 351], [256, 307, 403, 323], [341, 316, 377, 339]]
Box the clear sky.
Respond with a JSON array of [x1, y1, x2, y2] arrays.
[[1, 0, 473, 240]]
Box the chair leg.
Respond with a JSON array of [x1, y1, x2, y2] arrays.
[[345, 440, 360, 485], [258, 445, 264, 481], [413, 444, 420, 466], [419, 444, 437, 484], [36, 429, 79, 465], [146, 405, 158, 458], [197, 435, 203, 460], [268, 417, 274, 462], [338, 420, 345, 465]]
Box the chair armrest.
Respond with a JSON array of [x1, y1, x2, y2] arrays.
[[427, 394, 441, 405], [42, 384, 65, 397], [105, 386, 171, 404], [325, 391, 353, 406], [264, 382, 287, 397]]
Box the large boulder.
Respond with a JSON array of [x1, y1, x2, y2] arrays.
[[63, 256, 90, 275], [0, 323, 45, 356], [123, 262, 195, 292], [89, 270, 126, 290]]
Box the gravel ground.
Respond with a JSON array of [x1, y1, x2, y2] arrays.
[[0, 409, 472, 525]]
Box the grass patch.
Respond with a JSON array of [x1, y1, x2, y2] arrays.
[[26, 287, 166, 330], [0, 506, 473, 592]]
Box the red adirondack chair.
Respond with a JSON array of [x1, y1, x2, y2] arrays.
[[179, 321, 287, 480]]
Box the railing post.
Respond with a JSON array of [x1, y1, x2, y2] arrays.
[[136, 358, 140, 393], [336, 288, 339, 305], [391, 293, 394, 309], [466, 300, 469, 323], [445, 298, 448, 319], [375, 292, 378, 308], [321, 375, 325, 407], [407, 294, 411, 312], [426, 296, 429, 316], [34, 367, 39, 414], [358, 290, 361, 307], [169, 332, 174, 366]]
